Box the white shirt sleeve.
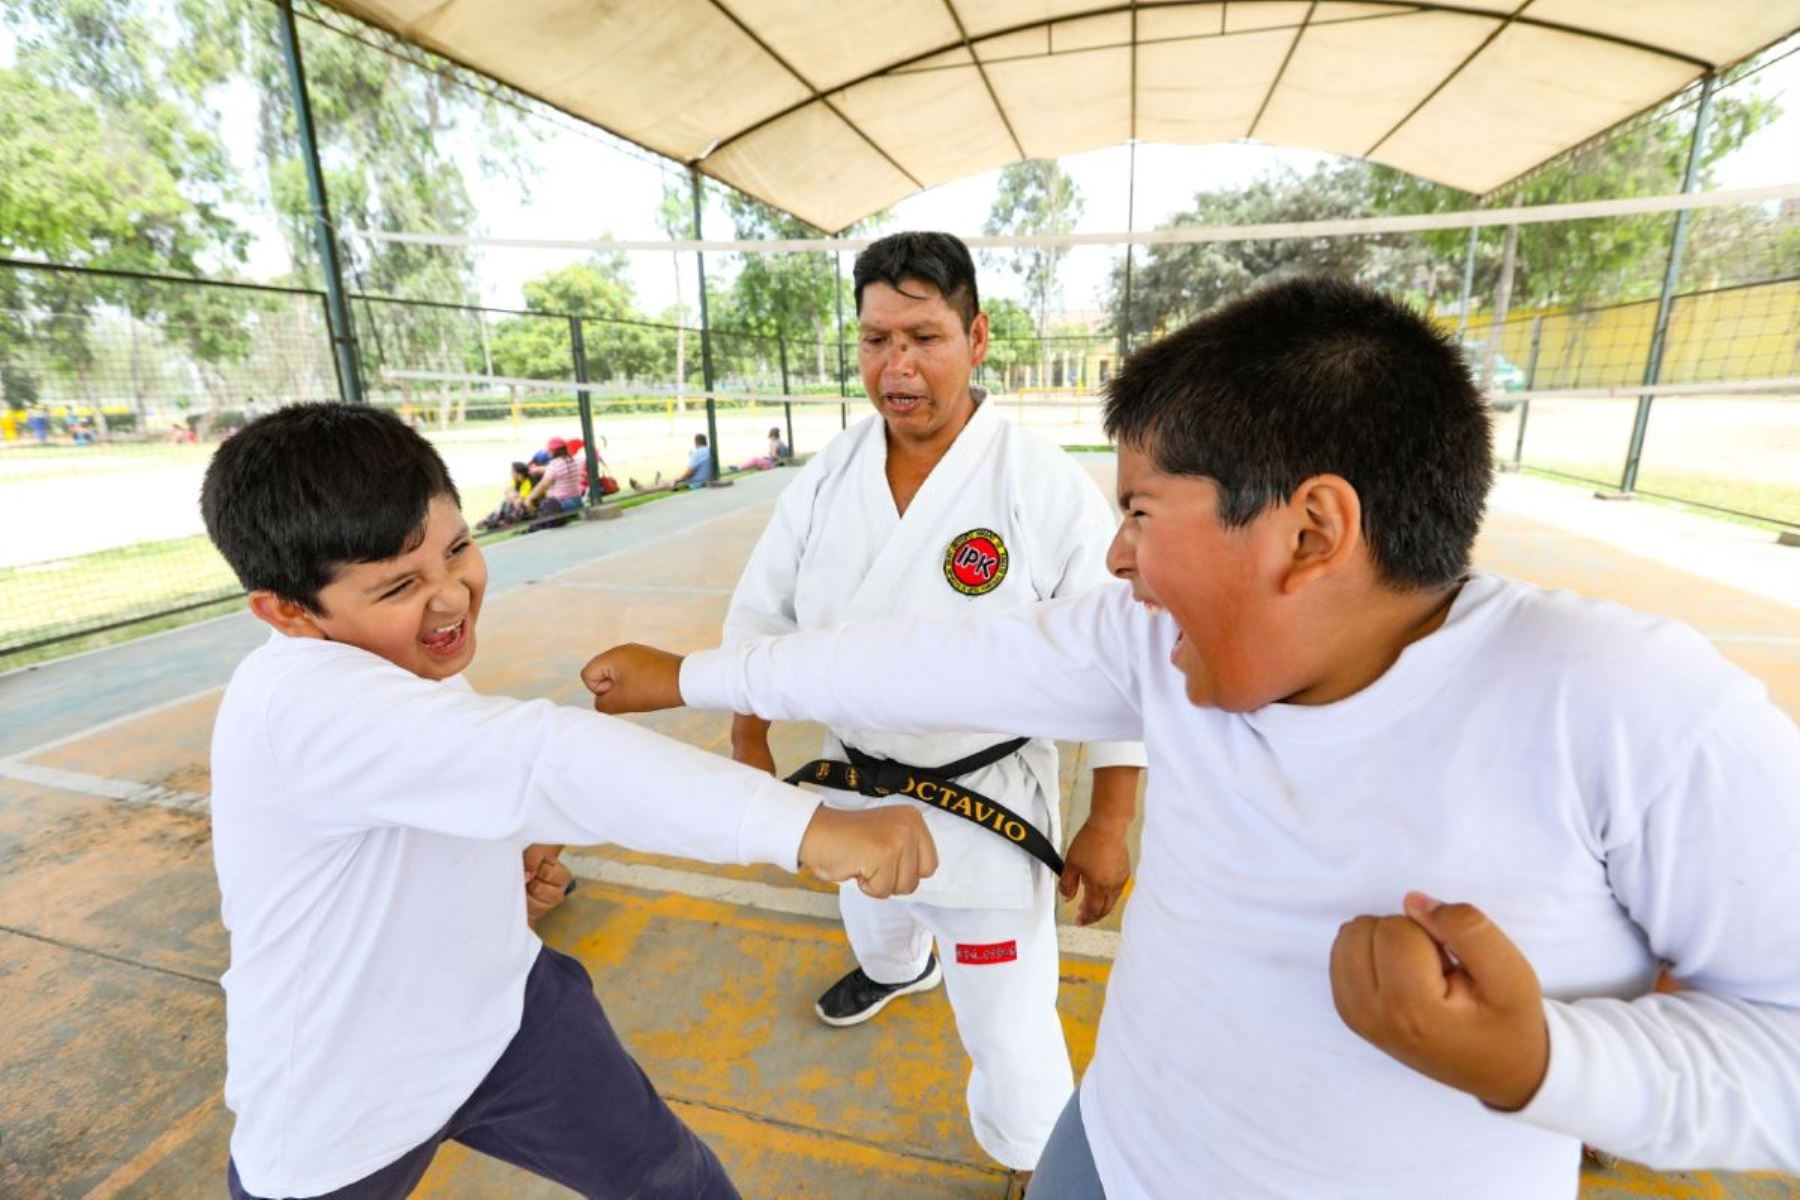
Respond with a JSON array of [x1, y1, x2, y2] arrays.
[[683, 584, 1147, 745], [262, 645, 819, 870], [721, 458, 822, 645], [1509, 681, 1800, 1170], [1043, 457, 1146, 773]]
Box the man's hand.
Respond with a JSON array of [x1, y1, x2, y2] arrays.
[[731, 713, 778, 777], [581, 643, 685, 715], [1329, 892, 1549, 1111], [1059, 818, 1131, 926], [797, 805, 938, 898], [1060, 765, 1138, 926], [524, 843, 574, 926]]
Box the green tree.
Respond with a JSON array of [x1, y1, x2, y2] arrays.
[[983, 159, 1084, 362], [489, 255, 661, 387], [1107, 161, 1404, 342], [1367, 77, 1780, 310], [723, 191, 840, 387], [179, 0, 539, 405], [0, 1, 255, 425], [979, 296, 1038, 390], [657, 179, 694, 400]]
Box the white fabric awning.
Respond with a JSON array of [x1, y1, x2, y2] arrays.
[[320, 1, 1800, 232]]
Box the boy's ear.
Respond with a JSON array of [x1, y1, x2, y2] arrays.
[[247, 590, 326, 638], [1280, 474, 1362, 594]]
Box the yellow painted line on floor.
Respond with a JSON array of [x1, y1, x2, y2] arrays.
[[567, 857, 1120, 964], [82, 1092, 221, 1200]]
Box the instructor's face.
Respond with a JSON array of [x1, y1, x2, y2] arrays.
[[858, 281, 989, 445]]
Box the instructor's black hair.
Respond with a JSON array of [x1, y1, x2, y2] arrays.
[[853, 232, 980, 330]]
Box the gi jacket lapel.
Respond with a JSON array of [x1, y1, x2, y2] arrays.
[[844, 400, 1003, 624]]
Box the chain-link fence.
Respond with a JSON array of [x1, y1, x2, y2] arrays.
[[5, 214, 1798, 668], [1469, 277, 1799, 526]]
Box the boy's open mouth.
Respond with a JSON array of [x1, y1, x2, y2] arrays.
[[420, 618, 467, 657], [883, 392, 925, 413]]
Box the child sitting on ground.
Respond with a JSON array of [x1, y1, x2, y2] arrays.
[[201, 403, 935, 1200]]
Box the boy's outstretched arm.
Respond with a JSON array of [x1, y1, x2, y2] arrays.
[[583, 585, 1148, 745], [261, 643, 935, 898]]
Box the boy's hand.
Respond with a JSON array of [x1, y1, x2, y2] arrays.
[[524, 843, 573, 925], [581, 644, 685, 714], [1059, 818, 1130, 926], [798, 805, 938, 898], [1329, 892, 1549, 1112]]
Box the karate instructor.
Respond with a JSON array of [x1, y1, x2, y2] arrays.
[[722, 232, 1144, 1194]]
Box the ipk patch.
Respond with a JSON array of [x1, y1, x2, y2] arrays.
[[955, 940, 1018, 966], [944, 528, 1008, 596]]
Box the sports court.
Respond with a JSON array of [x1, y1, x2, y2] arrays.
[[3, 1, 1798, 1197], [2, 457, 1796, 1198]]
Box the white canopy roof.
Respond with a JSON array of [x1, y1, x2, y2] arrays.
[[323, 1, 1800, 232]]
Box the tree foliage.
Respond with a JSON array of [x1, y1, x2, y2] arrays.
[[1108, 78, 1781, 342], [983, 159, 1083, 340]]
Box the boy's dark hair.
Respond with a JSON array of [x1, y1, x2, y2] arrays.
[[201, 403, 461, 612], [768, 426, 781, 438], [694, 433, 708, 446], [854, 232, 980, 331], [1104, 275, 1492, 590], [511, 460, 529, 475]]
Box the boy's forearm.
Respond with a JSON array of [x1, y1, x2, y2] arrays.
[[1085, 767, 1140, 833], [731, 713, 773, 753]]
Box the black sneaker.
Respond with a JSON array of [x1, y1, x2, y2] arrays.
[[813, 954, 942, 1027]]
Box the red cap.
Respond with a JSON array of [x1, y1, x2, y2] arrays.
[[545, 436, 567, 452]]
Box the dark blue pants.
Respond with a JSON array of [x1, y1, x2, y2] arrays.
[[228, 946, 737, 1200]]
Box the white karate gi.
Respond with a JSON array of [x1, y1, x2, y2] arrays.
[[724, 397, 1143, 1168]]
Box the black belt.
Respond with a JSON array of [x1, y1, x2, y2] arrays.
[[785, 737, 1062, 875]]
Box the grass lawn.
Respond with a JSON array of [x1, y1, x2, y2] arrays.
[[1520, 461, 1799, 530]]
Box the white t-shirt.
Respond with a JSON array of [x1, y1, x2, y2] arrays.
[[211, 632, 818, 1198], [682, 573, 1800, 1198]]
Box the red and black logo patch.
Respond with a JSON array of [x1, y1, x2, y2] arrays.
[[955, 940, 1018, 966], [944, 528, 1008, 596]]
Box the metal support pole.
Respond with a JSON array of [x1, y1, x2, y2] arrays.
[[777, 333, 794, 456], [1511, 315, 1543, 469], [276, 0, 362, 404], [1479, 224, 1518, 393], [1120, 140, 1137, 364], [691, 169, 720, 481], [834, 245, 849, 429], [1620, 71, 1717, 496], [569, 316, 603, 506], [1454, 226, 1478, 341]]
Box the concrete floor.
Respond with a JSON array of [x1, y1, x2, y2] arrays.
[[0, 463, 1795, 1199]]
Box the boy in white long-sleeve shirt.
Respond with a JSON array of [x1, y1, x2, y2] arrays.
[[199, 404, 935, 1200], [581, 276, 1800, 1199]]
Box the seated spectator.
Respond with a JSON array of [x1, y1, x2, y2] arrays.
[[672, 433, 715, 491], [477, 462, 534, 532], [526, 437, 585, 527], [737, 427, 792, 473]]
